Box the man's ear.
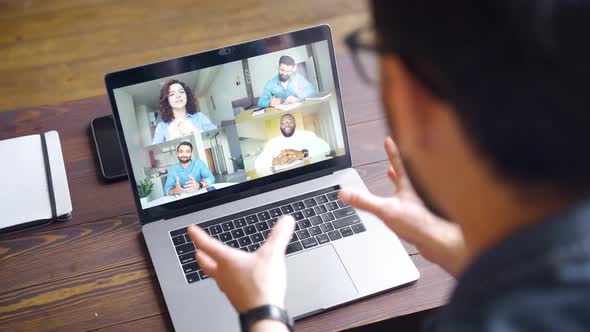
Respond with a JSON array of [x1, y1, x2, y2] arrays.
[[381, 55, 446, 154]]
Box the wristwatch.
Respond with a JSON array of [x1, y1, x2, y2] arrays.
[[198, 181, 203, 190], [301, 149, 309, 158], [239, 305, 294, 332]]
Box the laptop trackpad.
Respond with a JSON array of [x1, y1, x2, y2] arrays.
[[285, 244, 358, 318]]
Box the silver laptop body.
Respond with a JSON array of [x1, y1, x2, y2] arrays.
[[106, 25, 419, 332]]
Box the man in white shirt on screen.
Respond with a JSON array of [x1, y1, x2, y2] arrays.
[[255, 114, 330, 176]]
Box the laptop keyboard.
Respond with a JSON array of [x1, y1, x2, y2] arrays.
[[169, 185, 366, 284]]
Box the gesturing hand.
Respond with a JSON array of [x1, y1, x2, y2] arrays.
[[170, 176, 184, 195], [184, 175, 199, 192], [339, 137, 468, 277], [187, 216, 296, 313]]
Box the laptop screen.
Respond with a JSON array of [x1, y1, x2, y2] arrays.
[[107, 26, 349, 220]]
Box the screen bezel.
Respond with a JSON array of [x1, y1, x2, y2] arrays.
[[104, 24, 351, 224]]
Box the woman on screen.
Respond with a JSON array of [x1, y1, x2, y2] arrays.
[[152, 79, 217, 144]]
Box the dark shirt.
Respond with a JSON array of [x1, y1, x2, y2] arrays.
[[429, 198, 590, 331]]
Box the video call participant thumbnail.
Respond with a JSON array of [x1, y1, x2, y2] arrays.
[[164, 141, 215, 196], [153, 79, 217, 144], [255, 114, 330, 174], [258, 55, 317, 108]]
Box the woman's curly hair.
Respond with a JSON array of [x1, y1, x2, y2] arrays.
[[159, 79, 199, 123]]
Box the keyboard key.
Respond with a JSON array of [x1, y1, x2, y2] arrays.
[[219, 232, 232, 242], [327, 191, 339, 201], [280, 204, 294, 214], [255, 221, 269, 232], [257, 211, 271, 221], [231, 228, 245, 238], [244, 225, 257, 235], [183, 262, 200, 274], [286, 241, 303, 254], [303, 198, 317, 207], [210, 225, 223, 235], [199, 270, 209, 280], [222, 221, 235, 231], [289, 233, 299, 243], [233, 218, 247, 228], [172, 235, 186, 246], [316, 234, 330, 244], [262, 230, 271, 239], [212, 235, 220, 241], [269, 208, 282, 218], [296, 229, 311, 239], [321, 212, 335, 222], [325, 201, 339, 211], [239, 246, 250, 252], [309, 226, 322, 236], [176, 242, 195, 255], [292, 211, 304, 220], [186, 272, 200, 283], [333, 215, 361, 229], [337, 200, 348, 208], [301, 237, 318, 249], [238, 236, 252, 247], [314, 205, 327, 215], [303, 208, 316, 218], [204, 227, 211, 235], [227, 240, 239, 248], [184, 234, 192, 243], [171, 227, 187, 237], [268, 218, 278, 228], [293, 201, 306, 211], [320, 223, 335, 233], [328, 230, 342, 241], [333, 207, 355, 219], [310, 216, 323, 225], [250, 233, 264, 243], [352, 223, 366, 234], [315, 194, 329, 204], [248, 243, 261, 252], [340, 227, 354, 237], [297, 219, 312, 229], [246, 215, 259, 224], [179, 252, 196, 264]]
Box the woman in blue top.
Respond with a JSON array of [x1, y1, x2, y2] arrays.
[[152, 79, 217, 144]]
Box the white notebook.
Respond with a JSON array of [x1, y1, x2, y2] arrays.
[[0, 131, 72, 233]]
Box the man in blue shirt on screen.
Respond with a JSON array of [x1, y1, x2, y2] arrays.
[[164, 141, 215, 196], [258, 55, 317, 108]]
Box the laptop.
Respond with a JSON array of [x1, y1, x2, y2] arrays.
[[105, 25, 419, 331]]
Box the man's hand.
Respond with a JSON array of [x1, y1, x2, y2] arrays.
[[272, 150, 304, 166], [184, 175, 199, 192], [270, 97, 282, 107], [200, 180, 208, 188], [187, 216, 296, 313], [284, 96, 300, 104], [169, 176, 185, 195], [339, 137, 468, 277]]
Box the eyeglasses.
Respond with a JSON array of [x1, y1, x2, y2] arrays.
[[345, 26, 380, 84], [345, 26, 450, 99]]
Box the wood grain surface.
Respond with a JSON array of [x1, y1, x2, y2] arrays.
[[1, 0, 370, 112]]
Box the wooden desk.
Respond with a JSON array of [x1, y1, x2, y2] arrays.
[[0, 53, 454, 331]]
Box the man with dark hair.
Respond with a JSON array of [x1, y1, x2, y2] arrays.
[[188, 1, 590, 331], [258, 55, 317, 108], [164, 141, 215, 196]]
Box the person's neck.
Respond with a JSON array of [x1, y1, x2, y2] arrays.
[[180, 161, 190, 169], [173, 108, 187, 120], [459, 181, 576, 263]]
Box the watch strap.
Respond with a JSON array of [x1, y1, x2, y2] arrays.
[[239, 305, 293, 332]]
